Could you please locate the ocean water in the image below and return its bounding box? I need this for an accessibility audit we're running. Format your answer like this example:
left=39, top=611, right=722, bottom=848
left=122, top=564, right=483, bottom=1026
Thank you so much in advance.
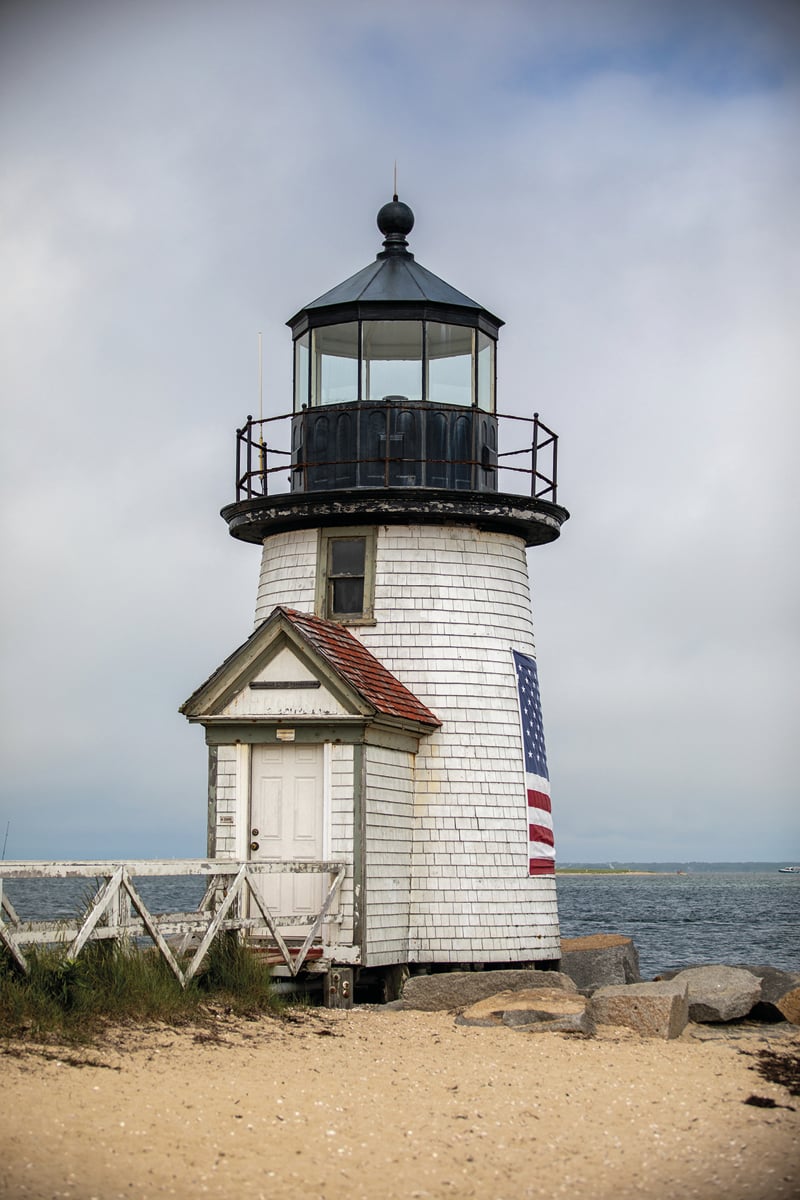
left=556, top=870, right=800, bottom=978
left=2, top=878, right=207, bottom=926
left=2, top=869, right=798, bottom=980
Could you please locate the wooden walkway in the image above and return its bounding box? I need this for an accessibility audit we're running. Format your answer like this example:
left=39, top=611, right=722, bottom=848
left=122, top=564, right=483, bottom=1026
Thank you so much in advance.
left=0, top=859, right=346, bottom=986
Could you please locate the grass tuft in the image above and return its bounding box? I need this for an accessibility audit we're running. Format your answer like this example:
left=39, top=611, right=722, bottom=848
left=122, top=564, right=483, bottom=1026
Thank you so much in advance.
left=199, top=934, right=277, bottom=1012
left=0, top=935, right=282, bottom=1042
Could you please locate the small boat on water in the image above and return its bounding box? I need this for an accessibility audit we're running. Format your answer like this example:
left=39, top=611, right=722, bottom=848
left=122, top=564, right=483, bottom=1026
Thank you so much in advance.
left=778, top=865, right=800, bottom=874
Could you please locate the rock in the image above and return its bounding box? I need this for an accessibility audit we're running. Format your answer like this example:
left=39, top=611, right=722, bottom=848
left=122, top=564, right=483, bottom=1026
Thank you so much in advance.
left=509, top=1010, right=595, bottom=1036
left=734, top=966, right=800, bottom=1021
left=457, top=988, right=594, bottom=1036
left=589, top=980, right=689, bottom=1039
left=671, top=965, right=762, bottom=1023
left=777, top=986, right=800, bottom=1025
left=400, top=969, right=576, bottom=1012
left=559, top=934, right=641, bottom=994
left=655, top=964, right=800, bottom=1022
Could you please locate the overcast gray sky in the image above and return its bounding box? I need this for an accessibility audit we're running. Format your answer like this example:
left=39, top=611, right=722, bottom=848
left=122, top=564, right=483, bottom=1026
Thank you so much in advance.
left=1, top=0, right=798, bottom=863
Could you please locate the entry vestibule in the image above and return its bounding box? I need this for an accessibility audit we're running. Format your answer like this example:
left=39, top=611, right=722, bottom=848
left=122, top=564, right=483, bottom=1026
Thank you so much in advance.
left=180, top=605, right=441, bottom=970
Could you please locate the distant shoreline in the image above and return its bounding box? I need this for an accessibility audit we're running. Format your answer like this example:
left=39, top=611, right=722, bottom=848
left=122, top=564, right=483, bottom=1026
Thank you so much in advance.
left=557, top=869, right=679, bottom=876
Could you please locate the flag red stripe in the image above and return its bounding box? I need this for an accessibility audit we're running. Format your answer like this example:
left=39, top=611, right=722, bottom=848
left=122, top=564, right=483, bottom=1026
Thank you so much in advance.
left=529, top=857, right=555, bottom=875
left=527, top=789, right=551, bottom=813
left=529, top=823, right=555, bottom=847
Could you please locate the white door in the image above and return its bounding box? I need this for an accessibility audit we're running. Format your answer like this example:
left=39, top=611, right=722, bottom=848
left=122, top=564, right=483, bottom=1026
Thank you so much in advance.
left=249, top=743, right=324, bottom=925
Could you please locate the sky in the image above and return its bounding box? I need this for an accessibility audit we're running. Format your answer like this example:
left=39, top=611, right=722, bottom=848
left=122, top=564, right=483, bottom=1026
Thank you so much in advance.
left=1, top=0, right=798, bottom=863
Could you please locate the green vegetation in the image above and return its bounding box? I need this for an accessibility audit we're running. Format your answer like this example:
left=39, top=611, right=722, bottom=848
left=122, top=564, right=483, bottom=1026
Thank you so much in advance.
left=0, top=935, right=281, bottom=1041
left=556, top=867, right=637, bottom=874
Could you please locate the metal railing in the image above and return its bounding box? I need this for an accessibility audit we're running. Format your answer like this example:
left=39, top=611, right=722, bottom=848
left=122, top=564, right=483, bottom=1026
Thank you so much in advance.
left=0, top=859, right=347, bottom=985
left=234, top=407, right=558, bottom=504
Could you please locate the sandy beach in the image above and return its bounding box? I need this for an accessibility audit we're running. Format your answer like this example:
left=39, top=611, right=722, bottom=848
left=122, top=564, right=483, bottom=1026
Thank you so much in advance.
left=1, top=1008, right=798, bottom=1200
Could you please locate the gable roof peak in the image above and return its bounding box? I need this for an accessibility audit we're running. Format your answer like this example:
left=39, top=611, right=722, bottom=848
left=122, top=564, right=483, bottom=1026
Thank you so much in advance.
left=277, top=608, right=440, bottom=728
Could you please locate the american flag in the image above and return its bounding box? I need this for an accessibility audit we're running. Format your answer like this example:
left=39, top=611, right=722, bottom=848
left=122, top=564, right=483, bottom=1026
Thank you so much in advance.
left=513, top=650, right=555, bottom=876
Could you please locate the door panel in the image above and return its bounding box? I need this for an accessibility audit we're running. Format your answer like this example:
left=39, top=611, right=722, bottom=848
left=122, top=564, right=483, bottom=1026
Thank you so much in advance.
left=260, top=780, right=283, bottom=844
left=294, top=779, right=318, bottom=842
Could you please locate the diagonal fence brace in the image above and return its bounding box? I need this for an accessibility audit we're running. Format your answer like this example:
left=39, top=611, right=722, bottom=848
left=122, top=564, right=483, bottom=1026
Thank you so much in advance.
left=242, top=867, right=297, bottom=974
left=120, top=870, right=187, bottom=988
left=289, top=866, right=347, bottom=976
left=183, top=864, right=248, bottom=984
left=67, top=867, right=125, bottom=961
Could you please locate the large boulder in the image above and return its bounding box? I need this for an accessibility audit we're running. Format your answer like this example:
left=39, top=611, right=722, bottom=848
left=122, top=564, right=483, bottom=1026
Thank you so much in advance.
left=734, top=966, right=800, bottom=1021
left=457, top=988, right=594, bottom=1036
left=589, top=980, right=689, bottom=1039
left=400, top=969, right=576, bottom=1012
left=671, top=965, right=762, bottom=1023
left=559, top=934, right=641, bottom=994
left=777, top=986, right=800, bottom=1025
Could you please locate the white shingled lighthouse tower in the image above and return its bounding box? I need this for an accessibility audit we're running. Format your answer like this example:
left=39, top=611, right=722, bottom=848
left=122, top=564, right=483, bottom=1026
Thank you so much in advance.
left=182, top=196, right=568, bottom=998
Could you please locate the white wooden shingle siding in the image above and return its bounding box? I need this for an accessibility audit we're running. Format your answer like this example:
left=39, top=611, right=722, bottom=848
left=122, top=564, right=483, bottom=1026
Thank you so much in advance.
left=213, top=744, right=239, bottom=859
left=327, top=743, right=355, bottom=948
left=255, top=533, right=318, bottom=619
left=363, top=745, right=414, bottom=966
left=255, top=523, right=560, bottom=962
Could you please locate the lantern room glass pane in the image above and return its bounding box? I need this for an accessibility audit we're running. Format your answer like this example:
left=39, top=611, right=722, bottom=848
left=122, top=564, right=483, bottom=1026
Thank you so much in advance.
left=294, top=333, right=310, bottom=411
left=362, top=321, right=422, bottom=403
left=427, top=323, right=474, bottom=407
left=312, top=323, right=359, bottom=406
left=477, top=331, right=495, bottom=412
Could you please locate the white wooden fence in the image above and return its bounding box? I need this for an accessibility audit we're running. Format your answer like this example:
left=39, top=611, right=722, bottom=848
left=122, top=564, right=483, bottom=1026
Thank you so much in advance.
left=0, top=860, right=346, bottom=986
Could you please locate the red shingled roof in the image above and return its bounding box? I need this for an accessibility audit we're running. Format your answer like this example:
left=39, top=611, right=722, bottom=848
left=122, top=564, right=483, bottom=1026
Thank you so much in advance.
left=280, top=608, right=441, bottom=728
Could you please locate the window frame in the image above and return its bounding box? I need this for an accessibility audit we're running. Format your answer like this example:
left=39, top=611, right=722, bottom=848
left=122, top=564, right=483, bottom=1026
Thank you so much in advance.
left=315, top=526, right=377, bottom=625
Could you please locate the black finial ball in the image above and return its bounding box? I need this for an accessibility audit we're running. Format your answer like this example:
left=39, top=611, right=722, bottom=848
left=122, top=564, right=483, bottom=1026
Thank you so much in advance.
left=377, top=198, right=414, bottom=238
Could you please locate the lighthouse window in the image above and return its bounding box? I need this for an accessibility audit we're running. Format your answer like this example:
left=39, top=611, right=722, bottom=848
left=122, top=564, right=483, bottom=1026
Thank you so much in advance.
left=312, top=323, right=359, bottom=406
left=427, top=323, right=474, bottom=407
left=362, top=321, right=422, bottom=403
left=316, top=527, right=377, bottom=623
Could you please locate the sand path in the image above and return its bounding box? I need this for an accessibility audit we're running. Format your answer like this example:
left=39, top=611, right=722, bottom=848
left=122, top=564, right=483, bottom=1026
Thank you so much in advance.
left=1, top=1009, right=798, bottom=1200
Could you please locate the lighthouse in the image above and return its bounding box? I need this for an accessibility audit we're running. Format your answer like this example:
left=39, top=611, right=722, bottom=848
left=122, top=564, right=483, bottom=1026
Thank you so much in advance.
left=181, top=197, right=568, bottom=996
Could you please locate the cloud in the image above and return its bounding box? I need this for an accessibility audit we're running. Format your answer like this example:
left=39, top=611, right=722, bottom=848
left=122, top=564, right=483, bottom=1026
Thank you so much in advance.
left=0, top=0, right=797, bottom=861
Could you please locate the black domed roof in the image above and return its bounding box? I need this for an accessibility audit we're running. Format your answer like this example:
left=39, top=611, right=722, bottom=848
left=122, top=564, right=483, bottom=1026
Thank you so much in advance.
left=287, top=198, right=503, bottom=334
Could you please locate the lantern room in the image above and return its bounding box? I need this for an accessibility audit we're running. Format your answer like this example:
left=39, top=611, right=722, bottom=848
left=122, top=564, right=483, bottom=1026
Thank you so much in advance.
left=224, top=196, right=562, bottom=549
left=288, top=198, right=502, bottom=494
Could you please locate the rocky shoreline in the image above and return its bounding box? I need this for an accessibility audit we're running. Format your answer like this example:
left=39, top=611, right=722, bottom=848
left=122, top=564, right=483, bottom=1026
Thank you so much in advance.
left=396, top=934, right=800, bottom=1041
